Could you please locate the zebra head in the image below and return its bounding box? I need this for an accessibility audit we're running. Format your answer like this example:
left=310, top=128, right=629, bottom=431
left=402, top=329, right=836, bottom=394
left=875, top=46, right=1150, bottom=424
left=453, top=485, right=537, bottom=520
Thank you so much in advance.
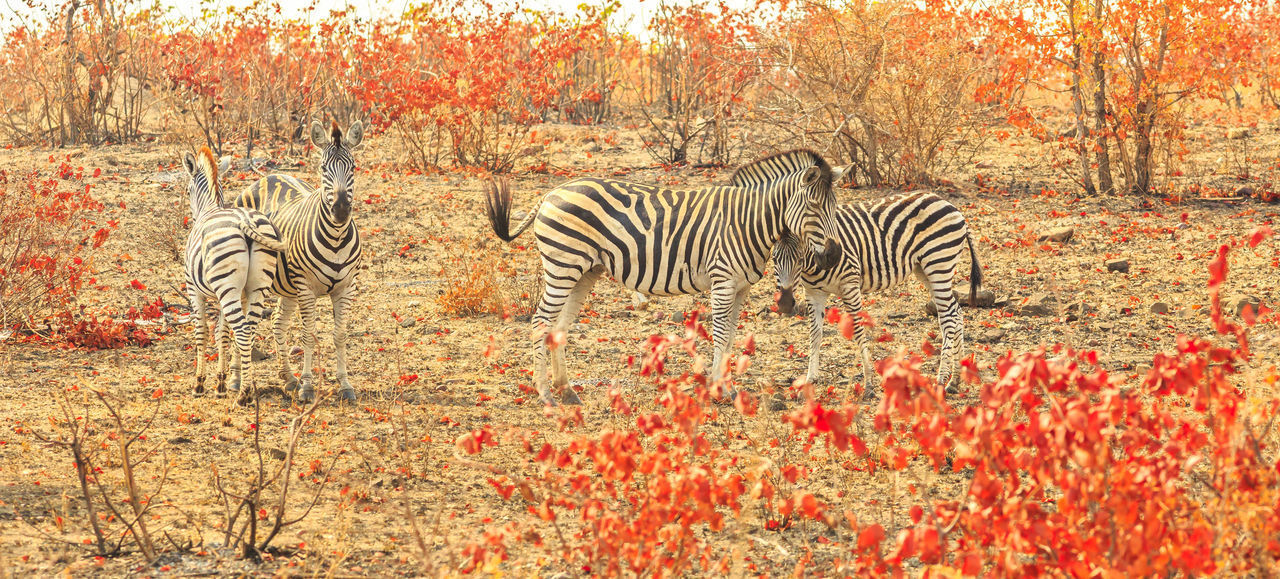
left=772, top=232, right=806, bottom=315
left=181, top=147, right=228, bottom=218
left=784, top=163, right=842, bottom=271
left=310, top=120, right=365, bottom=224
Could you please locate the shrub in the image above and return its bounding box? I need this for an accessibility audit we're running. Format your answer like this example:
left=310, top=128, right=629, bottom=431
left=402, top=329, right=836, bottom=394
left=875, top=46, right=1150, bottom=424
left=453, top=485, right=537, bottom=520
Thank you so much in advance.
left=760, top=0, right=999, bottom=186
left=0, top=165, right=111, bottom=333
left=634, top=2, right=760, bottom=165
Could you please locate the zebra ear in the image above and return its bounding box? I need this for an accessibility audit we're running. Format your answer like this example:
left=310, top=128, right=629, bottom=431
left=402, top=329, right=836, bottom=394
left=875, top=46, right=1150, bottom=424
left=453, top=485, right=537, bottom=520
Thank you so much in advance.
left=310, top=121, right=331, bottom=147
left=800, top=166, right=822, bottom=187
left=182, top=152, right=198, bottom=176
left=344, top=120, right=365, bottom=149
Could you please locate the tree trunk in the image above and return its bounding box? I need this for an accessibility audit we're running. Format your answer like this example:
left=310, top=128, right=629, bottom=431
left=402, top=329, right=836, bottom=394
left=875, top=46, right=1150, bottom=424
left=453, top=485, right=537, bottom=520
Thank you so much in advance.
left=1069, top=2, right=1095, bottom=196
left=1091, top=0, right=1114, bottom=194
left=61, top=0, right=81, bottom=146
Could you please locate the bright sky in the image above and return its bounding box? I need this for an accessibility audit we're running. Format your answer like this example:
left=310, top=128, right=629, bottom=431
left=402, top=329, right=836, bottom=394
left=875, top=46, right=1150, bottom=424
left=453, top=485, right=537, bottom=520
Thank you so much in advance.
left=0, top=0, right=748, bottom=36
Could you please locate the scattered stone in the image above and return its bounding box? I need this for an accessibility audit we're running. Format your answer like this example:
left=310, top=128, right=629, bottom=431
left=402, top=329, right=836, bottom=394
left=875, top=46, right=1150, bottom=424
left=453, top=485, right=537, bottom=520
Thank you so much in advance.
left=1150, top=302, right=1171, bottom=315
left=1229, top=295, right=1262, bottom=317
left=407, top=300, right=421, bottom=308
left=1235, top=186, right=1255, bottom=198
left=1065, top=301, right=1096, bottom=321
left=169, top=436, right=193, bottom=444
left=251, top=345, right=269, bottom=362
left=586, top=142, right=603, bottom=153
left=1227, top=127, right=1251, bottom=140
left=400, top=318, right=416, bottom=328
left=1105, top=259, right=1130, bottom=273
left=1038, top=227, right=1074, bottom=243
left=1013, top=292, right=1059, bottom=317
left=632, top=292, right=651, bottom=310
left=924, top=286, right=997, bottom=314
left=768, top=395, right=788, bottom=412
left=973, top=328, right=1006, bottom=344
left=268, top=448, right=288, bottom=461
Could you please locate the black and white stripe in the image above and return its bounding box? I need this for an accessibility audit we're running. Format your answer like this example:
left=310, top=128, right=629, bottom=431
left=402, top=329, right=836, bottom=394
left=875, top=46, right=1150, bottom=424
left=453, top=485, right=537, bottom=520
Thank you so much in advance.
left=231, top=121, right=364, bottom=403
left=183, top=148, right=285, bottom=400
left=487, top=149, right=843, bottom=404
left=773, top=191, right=982, bottom=389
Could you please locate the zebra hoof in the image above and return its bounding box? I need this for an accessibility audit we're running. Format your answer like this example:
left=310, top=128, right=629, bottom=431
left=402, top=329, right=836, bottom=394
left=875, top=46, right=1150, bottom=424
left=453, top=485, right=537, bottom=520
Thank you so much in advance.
left=559, top=388, right=582, bottom=406
left=338, top=388, right=357, bottom=404
left=296, top=387, right=316, bottom=404
left=282, top=374, right=299, bottom=393
left=944, top=383, right=960, bottom=396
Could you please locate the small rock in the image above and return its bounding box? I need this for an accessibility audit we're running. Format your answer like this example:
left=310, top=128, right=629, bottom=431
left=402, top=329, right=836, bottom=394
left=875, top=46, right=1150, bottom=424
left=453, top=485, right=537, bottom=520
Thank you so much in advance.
left=925, top=286, right=997, bottom=314
left=768, top=395, right=788, bottom=412
left=1235, top=186, right=1254, bottom=198
left=1230, top=295, right=1262, bottom=317
left=169, top=436, right=193, bottom=444
left=586, top=142, right=603, bottom=153
left=632, top=292, right=651, bottom=310
left=400, top=318, right=416, bottom=328
left=1150, top=302, right=1171, bottom=315
left=1065, top=302, right=1096, bottom=321
left=1227, top=127, right=1251, bottom=140
left=251, top=345, right=269, bottom=362
left=1105, top=259, right=1130, bottom=273
left=1038, top=227, right=1074, bottom=243
left=974, top=328, right=1006, bottom=344
left=268, top=448, right=288, bottom=461
left=1013, top=292, right=1058, bottom=317
left=407, top=300, right=421, bottom=308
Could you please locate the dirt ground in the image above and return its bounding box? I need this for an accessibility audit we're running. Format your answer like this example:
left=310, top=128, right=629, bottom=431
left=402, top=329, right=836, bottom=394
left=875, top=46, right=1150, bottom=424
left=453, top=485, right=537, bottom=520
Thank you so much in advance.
left=0, top=119, right=1278, bottom=576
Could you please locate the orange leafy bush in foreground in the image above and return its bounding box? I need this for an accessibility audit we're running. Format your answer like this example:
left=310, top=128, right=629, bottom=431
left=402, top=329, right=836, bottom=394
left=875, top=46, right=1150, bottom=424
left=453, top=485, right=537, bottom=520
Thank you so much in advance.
left=456, top=229, right=1278, bottom=576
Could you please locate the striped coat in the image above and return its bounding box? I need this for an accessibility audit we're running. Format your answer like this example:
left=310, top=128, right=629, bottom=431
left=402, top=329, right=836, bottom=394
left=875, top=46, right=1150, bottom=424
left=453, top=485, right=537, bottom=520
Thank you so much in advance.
left=230, top=121, right=364, bottom=403
left=773, top=191, right=982, bottom=390
left=182, top=148, right=285, bottom=400
left=486, top=149, right=843, bottom=404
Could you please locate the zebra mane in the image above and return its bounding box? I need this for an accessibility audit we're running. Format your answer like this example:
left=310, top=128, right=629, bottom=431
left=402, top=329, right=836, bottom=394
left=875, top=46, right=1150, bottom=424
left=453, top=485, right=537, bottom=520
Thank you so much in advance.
left=728, top=149, right=831, bottom=189
left=195, top=146, right=223, bottom=202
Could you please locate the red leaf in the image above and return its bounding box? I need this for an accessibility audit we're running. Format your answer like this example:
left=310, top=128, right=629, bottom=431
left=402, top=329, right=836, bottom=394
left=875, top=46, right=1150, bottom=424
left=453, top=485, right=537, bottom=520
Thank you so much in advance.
left=857, top=524, right=885, bottom=551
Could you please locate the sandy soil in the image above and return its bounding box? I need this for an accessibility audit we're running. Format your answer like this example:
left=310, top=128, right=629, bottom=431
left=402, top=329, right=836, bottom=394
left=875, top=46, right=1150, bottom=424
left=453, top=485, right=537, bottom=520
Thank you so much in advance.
left=0, top=120, right=1277, bottom=576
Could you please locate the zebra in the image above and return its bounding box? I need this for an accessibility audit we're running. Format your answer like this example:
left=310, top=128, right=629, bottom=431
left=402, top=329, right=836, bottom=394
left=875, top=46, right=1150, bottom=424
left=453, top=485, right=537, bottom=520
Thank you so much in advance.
left=485, top=149, right=844, bottom=405
left=772, top=191, right=983, bottom=391
left=182, top=147, right=286, bottom=400
left=229, top=120, right=364, bottom=403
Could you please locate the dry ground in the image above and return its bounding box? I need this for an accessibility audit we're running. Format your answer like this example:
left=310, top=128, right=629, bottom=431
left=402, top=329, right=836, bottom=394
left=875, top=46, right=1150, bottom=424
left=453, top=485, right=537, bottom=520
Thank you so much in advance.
left=0, top=121, right=1278, bottom=576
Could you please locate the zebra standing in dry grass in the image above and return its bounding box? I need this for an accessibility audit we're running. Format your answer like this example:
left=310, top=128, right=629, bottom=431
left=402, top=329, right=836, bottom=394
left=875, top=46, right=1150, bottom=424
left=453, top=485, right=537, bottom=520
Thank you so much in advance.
left=486, top=149, right=844, bottom=405
left=773, top=191, right=982, bottom=390
left=230, top=121, right=364, bottom=403
left=182, top=148, right=285, bottom=400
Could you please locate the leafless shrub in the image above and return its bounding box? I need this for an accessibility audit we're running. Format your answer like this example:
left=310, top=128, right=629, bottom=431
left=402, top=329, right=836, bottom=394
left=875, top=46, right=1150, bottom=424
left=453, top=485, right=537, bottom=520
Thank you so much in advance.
left=758, top=0, right=999, bottom=186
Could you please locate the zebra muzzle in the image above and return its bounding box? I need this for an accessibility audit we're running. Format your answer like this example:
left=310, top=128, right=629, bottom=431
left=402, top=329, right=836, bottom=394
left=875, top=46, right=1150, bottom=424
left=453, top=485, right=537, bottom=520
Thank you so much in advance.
left=776, top=287, right=796, bottom=316
left=814, top=238, right=842, bottom=270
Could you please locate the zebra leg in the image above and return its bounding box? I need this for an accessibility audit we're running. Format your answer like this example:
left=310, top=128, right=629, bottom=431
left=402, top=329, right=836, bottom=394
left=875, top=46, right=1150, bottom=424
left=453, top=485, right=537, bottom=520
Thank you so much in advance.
left=273, top=298, right=299, bottom=392
left=215, top=314, right=230, bottom=397
left=528, top=265, right=586, bottom=405
left=190, top=291, right=210, bottom=396
left=803, top=290, right=830, bottom=384
left=330, top=289, right=357, bottom=403
left=709, top=282, right=748, bottom=396
left=925, top=270, right=964, bottom=393
left=549, top=266, right=603, bottom=405
left=838, top=284, right=876, bottom=393
left=295, top=292, right=320, bottom=403
left=232, top=316, right=255, bottom=406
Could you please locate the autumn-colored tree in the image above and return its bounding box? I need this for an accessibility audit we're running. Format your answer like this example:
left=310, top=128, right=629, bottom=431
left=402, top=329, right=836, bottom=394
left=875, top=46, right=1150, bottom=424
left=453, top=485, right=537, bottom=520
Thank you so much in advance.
left=988, top=0, right=1251, bottom=195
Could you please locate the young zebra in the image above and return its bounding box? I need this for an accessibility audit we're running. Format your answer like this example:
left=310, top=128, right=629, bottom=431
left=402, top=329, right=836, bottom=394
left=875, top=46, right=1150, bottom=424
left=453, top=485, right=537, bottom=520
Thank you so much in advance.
left=230, top=121, right=364, bottom=403
left=486, top=149, right=843, bottom=405
left=773, top=191, right=982, bottom=390
left=182, top=148, right=286, bottom=400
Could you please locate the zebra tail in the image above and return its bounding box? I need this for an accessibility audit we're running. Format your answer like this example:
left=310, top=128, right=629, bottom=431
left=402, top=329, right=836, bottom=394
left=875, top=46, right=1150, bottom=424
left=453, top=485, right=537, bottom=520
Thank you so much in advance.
left=486, top=177, right=538, bottom=242
left=238, top=220, right=288, bottom=254
left=967, top=234, right=983, bottom=307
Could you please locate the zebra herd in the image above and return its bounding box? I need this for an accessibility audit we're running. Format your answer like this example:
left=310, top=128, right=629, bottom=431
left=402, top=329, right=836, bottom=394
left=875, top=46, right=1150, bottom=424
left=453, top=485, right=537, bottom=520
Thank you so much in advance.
left=487, top=149, right=982, bottom=405
left=182, top=121, right=364, bottom=404
left=179, top=124, right=980, bottom=407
